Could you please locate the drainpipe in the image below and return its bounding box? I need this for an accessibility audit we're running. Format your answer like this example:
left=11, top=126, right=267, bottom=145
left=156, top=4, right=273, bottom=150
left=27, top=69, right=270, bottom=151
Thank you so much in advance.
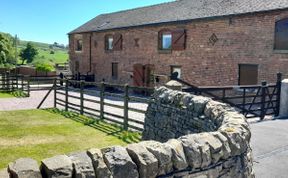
left=87, top=33, right=92, bottom=75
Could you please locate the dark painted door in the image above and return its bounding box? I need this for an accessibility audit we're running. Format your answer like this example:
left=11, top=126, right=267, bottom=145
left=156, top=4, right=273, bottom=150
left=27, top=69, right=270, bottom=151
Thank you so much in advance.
left=239, top=64, right=258, bottom=85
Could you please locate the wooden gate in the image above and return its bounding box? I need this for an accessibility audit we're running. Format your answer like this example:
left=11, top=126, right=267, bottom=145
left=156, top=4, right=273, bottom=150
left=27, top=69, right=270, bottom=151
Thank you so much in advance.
left=172, top=73, right=282, bottom=120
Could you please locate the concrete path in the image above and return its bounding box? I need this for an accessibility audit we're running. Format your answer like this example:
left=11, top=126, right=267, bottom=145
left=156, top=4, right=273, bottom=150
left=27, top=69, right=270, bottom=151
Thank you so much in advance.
left=251, top=119, right=288, bottom=178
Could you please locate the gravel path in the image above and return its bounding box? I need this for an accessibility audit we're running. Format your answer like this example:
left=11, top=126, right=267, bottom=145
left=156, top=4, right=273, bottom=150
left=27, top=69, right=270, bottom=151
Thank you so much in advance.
left=0, top=90, right=54, bottom=111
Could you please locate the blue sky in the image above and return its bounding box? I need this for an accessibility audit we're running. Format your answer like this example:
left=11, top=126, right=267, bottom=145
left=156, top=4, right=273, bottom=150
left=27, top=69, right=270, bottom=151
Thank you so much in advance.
left=0, top=0, right=173, bottom=45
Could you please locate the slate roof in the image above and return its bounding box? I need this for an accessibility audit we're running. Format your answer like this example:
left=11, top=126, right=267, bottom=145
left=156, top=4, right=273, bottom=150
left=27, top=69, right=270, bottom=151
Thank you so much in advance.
left=69, top=0, right=288, bottom=34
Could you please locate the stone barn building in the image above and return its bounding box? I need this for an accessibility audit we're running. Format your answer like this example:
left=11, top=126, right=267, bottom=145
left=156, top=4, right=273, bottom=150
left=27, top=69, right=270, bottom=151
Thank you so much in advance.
left=68, top=0, right=288, bottom=87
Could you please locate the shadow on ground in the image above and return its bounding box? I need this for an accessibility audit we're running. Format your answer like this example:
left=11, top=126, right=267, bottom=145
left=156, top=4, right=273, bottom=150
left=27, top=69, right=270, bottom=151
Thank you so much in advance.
left=45, top=108, right=141, bottom=144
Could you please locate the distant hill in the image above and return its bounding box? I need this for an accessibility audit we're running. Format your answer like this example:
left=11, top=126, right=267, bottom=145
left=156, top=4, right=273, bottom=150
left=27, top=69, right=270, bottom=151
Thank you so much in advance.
left=18, top=40, right=67, bottom=51
left=0, top=32, right=69, bottom=65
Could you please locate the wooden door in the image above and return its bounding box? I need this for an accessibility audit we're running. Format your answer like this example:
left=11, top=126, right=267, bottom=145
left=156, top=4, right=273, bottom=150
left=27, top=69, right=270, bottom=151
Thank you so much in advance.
left=239, top=64, right=258, bottom=85
left=133, top=64, right=144, bottom=87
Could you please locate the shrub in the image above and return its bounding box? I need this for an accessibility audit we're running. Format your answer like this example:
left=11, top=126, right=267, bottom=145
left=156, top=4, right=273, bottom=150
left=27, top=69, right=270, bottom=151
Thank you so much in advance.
left=35, top=62, right=55, bottom=72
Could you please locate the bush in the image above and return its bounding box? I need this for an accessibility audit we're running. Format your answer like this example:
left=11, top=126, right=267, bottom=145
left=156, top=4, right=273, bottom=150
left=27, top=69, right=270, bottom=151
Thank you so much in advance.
left=35, top=62, right=55, bottom=72
left=50, top=51, right=55, bottom=54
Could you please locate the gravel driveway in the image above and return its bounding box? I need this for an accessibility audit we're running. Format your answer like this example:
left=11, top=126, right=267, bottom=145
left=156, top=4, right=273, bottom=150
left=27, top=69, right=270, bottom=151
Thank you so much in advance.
left=0, top=90, right=54, bottom=111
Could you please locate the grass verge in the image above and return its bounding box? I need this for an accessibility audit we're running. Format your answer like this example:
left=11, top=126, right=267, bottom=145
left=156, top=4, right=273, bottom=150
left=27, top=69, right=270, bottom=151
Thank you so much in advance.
left=0, top=109, right=140, bottom=169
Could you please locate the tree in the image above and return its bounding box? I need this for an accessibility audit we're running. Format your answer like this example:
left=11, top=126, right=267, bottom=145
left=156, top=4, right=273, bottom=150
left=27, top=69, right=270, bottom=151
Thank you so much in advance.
left=19, top=42, right=38, bottom=64
left=0, top=32, right=16, bottom=67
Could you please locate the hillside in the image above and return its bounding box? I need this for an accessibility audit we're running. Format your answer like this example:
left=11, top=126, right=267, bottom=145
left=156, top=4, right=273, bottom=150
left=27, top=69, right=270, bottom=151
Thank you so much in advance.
left=17, top=40, right=69, bottom=64
left=0, top=32, right=69, bottom=65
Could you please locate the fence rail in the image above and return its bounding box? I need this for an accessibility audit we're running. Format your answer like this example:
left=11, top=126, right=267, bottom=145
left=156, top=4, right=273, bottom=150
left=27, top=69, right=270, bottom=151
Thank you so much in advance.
left=175, top=73, right=282, bottom=120
left=50, top=79, right=154, bottom=131
left=0, top=73, right=30, bottom=96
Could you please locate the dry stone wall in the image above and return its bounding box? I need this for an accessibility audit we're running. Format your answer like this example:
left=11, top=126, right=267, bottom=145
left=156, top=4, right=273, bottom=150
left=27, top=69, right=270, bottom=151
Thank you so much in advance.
left=4, top=87, right=254, bottom=178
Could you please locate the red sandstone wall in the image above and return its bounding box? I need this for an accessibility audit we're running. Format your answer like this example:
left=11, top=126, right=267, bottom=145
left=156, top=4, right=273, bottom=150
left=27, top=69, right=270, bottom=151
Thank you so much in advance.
left=69, top=10, right=288, bottom=86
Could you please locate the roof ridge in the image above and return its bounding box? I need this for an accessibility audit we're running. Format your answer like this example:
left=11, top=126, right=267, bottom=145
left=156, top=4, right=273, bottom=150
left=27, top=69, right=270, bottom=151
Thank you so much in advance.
left=100, top=0, right=178, bottom=16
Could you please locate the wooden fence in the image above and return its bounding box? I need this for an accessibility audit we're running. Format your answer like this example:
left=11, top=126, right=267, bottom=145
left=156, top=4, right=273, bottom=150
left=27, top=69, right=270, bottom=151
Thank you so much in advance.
left=0, top=73, right=30, bottom=96
left=175, top=73, right=282, bottom=120
left=49, top=79, right=154, bottom=131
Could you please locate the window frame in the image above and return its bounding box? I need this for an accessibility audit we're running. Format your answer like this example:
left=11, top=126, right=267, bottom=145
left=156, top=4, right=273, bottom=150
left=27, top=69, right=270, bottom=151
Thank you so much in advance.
left=158, top=29, right=172, bottom=51
left=274, top=18, right=288, bottom=53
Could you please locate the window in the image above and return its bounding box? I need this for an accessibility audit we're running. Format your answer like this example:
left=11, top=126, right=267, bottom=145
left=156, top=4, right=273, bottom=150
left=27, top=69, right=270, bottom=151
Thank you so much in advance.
left=162, top=33, right=172, bottom=50
left=239, top=64, right=258, bottom=85
left=105, top=36, right=113, bottom=50
left=171, top=66, right=182, bottom=79
left=105, top=33, right=123, bottom=51
left=75, top=39, right=83, bottom=51
left=112, top=63, right=118, bottom=79
left=275, top=18, right=288, bottom=50
left=159, top=29, right=186, bottom=51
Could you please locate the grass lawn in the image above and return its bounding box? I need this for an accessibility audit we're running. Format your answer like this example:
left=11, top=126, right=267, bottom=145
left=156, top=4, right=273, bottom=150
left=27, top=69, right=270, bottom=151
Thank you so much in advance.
left=0, top=109, right=140, bottom=169
left=0, top=92, right=14, bottom=98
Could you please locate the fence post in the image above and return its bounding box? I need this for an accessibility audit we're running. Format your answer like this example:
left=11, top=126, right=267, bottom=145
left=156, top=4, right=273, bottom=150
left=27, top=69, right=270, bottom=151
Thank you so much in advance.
left=260, top=81, right=267, bottom=120
left=80, top=80, right=84, bottom=115
left=53, top=78, right=57, bottom=108
left=2, top=73, right=6, bottom=90
left=100, top=82, right=105, bottom=120
left=65, top=79, right=68, bottom=111
left=275, top=73, right=282, bottom=117
left=123, top=84, right=129, bottom=130
left=20, top=75, right=24, bottom=91
left=16, top=75, right=19, bottom=90
left=27, top=76, right=30, bottom=97
left=6, top=72, right=10, bottom=91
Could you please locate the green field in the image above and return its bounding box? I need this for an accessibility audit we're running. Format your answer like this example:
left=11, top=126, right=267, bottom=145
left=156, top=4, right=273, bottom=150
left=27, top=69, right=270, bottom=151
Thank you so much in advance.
left=17, top=40, right=68, bottom=65
left=0, top=109, right=140, bottom=168
left=34, top=48, right=68, bottom=64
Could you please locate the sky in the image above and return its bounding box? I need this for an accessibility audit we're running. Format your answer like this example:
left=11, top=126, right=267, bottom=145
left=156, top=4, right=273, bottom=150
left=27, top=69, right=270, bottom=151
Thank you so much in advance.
left=0, top=0, right=174, bottom=45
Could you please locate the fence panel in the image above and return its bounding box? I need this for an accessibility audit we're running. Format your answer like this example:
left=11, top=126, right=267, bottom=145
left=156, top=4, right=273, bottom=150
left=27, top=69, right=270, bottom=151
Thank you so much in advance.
left=52, top=79, right=153, bottom=131
left=176, top=73, right=282, bottom=120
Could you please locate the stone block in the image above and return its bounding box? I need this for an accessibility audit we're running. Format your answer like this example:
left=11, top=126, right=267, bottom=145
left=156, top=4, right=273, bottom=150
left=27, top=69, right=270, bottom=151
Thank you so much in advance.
left=40, top=155, right=73, bottom=178
left=140, top=141, right=173, bottom=175
left=8, top=158, right=41, bottom=178
left=179, top=134, right=202, bottom=169
left=87, top=148, right=112, bottom=178
left=68, top=151, right=95, bottom=178
left=166, top=139, right=188, bottom=170
left=126, top=143, right=158, bottom=178
left=102, top=146, right=139, bottom=178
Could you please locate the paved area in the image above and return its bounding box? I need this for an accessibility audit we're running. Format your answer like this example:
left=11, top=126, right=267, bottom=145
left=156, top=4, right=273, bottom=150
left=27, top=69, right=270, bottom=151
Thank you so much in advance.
left=251, top=119, right=288, bottom=178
